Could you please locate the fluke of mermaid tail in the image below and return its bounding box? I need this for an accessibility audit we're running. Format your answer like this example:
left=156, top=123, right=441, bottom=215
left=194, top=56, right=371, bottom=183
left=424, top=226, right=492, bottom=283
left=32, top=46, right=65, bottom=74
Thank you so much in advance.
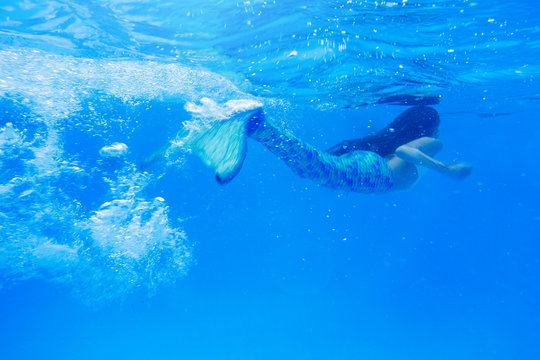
left=142, top=107, right=264, bottom=184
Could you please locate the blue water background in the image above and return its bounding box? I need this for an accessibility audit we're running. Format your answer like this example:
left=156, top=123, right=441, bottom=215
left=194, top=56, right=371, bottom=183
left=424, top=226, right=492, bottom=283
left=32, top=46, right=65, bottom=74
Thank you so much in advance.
left=0, top=0, right=539, bottom=359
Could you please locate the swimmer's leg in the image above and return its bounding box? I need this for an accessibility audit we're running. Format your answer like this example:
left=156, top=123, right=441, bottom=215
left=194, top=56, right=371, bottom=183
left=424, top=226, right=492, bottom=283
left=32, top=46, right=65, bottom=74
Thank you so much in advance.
left=395, top=137, right=472, bottom=179
left=386, top=137, right=443, bottom=190
left=386, top=155, right=419, bottom=190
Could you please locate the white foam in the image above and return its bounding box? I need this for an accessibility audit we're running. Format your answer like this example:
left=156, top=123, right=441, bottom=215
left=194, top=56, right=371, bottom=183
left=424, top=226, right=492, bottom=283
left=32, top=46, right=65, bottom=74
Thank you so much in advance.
left=99, top=142, right=128, bottom=157
left=184, top=97, right=263, bottom=122
left=0, top=48, right=255, bottom=121
left=0, top=129, right=193, bottom=302
left=79, top=169, right=192, bottom=301
left=0, top=47, right=257, bottom=302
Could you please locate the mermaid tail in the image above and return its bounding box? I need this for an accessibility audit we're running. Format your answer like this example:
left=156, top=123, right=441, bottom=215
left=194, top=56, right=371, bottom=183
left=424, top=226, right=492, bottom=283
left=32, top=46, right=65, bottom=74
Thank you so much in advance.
left=144, top=106, right=394, bottom=193
left=248, top=119, right=395, bottom=193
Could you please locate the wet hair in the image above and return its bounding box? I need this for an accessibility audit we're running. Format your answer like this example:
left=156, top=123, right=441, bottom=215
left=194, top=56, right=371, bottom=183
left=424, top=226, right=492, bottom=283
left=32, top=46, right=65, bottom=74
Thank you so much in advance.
left=327, top=106, right=440, bottom=158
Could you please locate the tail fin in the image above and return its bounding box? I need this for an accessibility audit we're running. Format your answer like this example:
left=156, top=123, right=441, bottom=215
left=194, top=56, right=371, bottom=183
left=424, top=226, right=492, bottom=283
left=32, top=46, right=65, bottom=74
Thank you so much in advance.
left=191, top=108, right=266, bottom=183
left=188, top=112, right=252, bottom=184
left=142, top=108, right=261, bottom=183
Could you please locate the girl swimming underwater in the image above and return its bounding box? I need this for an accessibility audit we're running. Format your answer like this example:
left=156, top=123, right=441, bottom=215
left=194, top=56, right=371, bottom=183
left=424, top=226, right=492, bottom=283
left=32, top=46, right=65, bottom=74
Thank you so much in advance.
left=326, top=105, right=472, bottom=190
left=144, top=104, right=472, bottom=193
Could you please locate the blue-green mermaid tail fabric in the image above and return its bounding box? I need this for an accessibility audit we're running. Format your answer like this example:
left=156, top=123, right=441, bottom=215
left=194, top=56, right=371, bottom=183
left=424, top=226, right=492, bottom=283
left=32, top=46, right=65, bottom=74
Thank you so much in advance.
left=146, top=107, right=394, bottom=193
left=141, top=109, right=256, bottom=184
left=185, top=114, right=250, bottom=184
left=247, top=111, right=394, bottom=193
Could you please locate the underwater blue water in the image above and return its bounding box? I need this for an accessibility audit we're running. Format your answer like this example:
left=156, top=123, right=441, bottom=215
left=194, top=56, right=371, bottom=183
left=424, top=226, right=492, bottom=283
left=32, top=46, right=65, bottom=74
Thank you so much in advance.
left=0, top=0, right=539, bottom=359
